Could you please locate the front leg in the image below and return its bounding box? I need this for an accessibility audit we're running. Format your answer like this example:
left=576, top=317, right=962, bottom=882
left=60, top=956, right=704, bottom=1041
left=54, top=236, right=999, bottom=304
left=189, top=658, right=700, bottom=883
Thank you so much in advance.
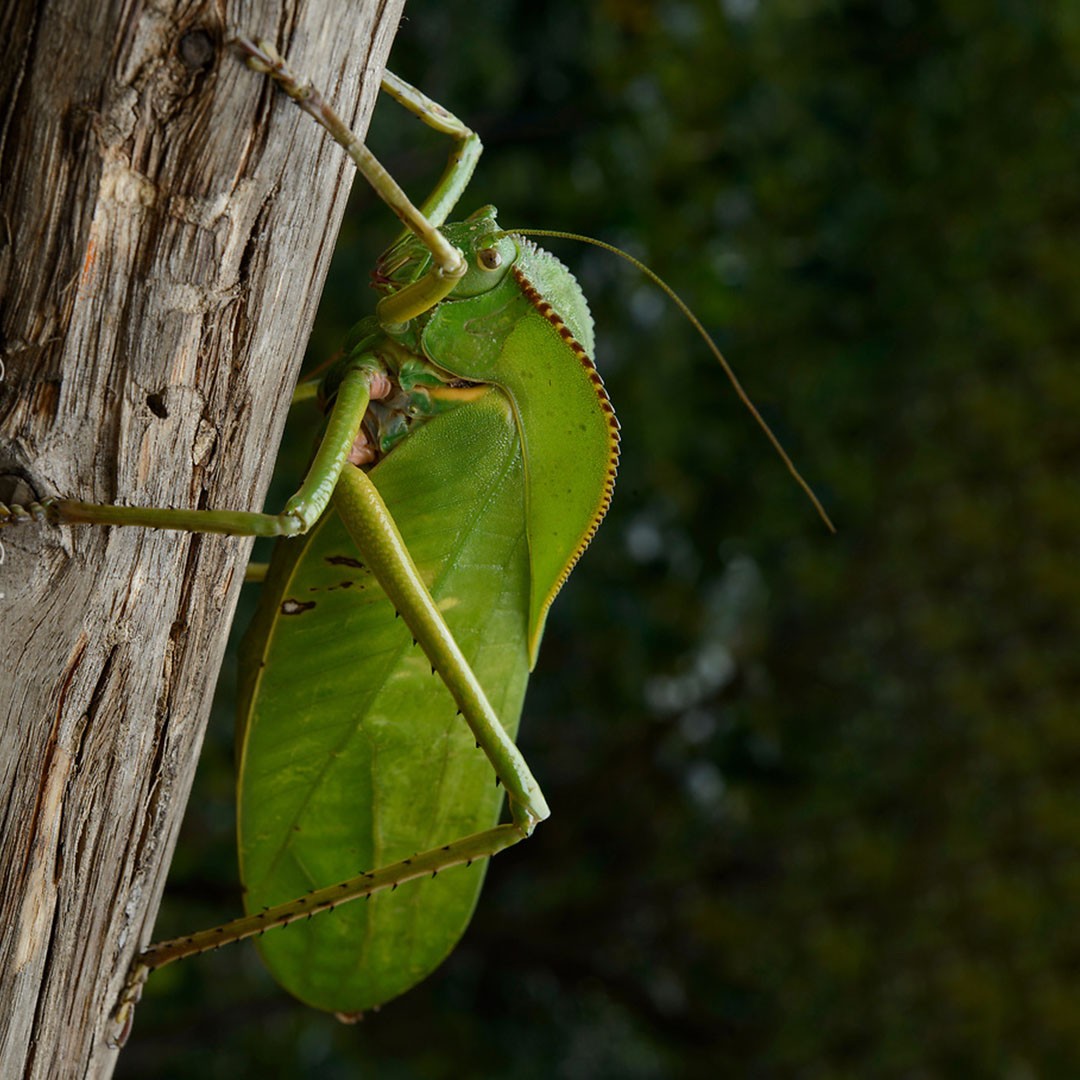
left=236, top=36, right=469, bottom=324
left=0, top=362, right=382, bottom=538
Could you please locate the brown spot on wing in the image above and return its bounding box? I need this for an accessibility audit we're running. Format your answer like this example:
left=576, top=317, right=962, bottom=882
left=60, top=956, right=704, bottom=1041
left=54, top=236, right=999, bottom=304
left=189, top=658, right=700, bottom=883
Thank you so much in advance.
left=326, top=555, right=364, bottom=569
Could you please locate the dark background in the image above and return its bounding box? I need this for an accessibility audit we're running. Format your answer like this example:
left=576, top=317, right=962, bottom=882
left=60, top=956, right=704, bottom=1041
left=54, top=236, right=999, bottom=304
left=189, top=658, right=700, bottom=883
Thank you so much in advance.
left=118, top=1, right=1080, bottom=1075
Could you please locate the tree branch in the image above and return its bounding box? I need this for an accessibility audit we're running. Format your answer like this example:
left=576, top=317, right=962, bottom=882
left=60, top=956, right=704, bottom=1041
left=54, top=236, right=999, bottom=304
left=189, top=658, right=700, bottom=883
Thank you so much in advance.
left=0, top=2, right=405, bottom=1074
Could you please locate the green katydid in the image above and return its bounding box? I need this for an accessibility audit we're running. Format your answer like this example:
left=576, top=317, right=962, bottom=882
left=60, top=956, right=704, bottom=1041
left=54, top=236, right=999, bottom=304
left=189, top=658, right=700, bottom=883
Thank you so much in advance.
left=1, top=37, right=830, bottom=1024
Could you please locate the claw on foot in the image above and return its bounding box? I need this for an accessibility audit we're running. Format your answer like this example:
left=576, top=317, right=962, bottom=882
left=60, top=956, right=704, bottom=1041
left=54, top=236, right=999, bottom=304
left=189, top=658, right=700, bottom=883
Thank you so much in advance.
left=234, top=34, right=316, bottom=108
left=109, top=961, right=150, bottom=1049
left=0, top=500, right=55, bottom=528
left=234, top=33, right=281, bottom=75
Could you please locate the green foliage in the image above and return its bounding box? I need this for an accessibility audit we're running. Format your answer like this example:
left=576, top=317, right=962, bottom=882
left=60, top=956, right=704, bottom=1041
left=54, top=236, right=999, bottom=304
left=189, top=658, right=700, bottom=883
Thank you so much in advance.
left=119, top=1, right=1080, bottom=1075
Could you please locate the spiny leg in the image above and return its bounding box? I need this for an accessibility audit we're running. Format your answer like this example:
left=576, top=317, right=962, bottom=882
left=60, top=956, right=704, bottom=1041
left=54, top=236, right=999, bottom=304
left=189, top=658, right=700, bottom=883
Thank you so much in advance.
left=332, top=463, right=549, bottom=828
left=114, top=820, right=530, bottom=1034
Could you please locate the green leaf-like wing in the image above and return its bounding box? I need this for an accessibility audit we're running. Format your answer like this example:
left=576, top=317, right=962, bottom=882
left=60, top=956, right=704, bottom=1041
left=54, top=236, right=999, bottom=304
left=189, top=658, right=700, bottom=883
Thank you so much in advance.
left=236, top=390, right=529, bottom=1014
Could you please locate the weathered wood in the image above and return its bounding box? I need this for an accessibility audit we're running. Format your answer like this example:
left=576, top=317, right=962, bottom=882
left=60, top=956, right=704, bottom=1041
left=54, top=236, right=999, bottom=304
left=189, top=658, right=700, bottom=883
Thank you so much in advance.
left=0, top=1, right=405, bottom=1074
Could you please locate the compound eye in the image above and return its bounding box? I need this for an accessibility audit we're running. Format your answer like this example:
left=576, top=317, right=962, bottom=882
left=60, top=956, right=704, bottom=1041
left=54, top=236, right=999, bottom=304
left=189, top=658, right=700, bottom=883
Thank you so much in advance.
left=477, top=247, right=503, bottom=271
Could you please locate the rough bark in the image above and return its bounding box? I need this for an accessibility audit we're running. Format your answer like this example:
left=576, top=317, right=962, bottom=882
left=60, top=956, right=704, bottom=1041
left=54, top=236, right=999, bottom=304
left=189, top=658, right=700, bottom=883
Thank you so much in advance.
left=0, top=1, right=405, bottom=1074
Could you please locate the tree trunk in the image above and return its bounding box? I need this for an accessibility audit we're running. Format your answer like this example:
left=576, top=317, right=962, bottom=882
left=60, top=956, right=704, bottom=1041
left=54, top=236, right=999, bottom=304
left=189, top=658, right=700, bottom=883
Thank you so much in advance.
left=0, top=1, right=405, bottom=1074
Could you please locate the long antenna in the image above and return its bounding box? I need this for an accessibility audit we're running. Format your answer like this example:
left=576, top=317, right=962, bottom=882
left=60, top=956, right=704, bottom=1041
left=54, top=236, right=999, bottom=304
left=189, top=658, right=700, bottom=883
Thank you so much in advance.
left=501, top=228, right=835, bottom=533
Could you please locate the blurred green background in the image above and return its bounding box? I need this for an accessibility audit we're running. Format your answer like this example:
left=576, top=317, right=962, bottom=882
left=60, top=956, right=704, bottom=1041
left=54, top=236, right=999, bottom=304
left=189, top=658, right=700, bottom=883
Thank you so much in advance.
left=118, top=1, right=1080, bottom=1075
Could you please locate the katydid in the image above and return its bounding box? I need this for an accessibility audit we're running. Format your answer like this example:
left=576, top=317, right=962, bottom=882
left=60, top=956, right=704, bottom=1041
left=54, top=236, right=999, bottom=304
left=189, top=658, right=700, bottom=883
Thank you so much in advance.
left=0, top=36, right=830, bottom=1025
